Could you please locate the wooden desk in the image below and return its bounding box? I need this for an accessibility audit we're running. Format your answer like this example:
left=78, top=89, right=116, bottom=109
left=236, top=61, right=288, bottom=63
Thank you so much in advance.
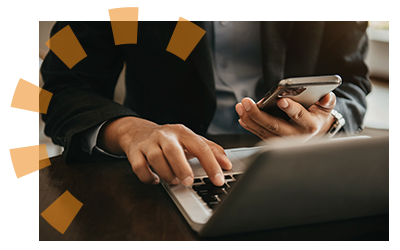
left=39, top=134, right=389, bottom=240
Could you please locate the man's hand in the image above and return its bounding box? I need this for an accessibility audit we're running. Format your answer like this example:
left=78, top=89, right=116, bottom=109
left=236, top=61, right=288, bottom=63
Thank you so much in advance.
left=97, top=117, right=232, bottom=186
left=235, top=92, right=336, bottom=140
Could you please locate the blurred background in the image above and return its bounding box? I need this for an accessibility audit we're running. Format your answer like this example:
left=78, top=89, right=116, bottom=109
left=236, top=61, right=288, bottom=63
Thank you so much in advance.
left=39, top=21, right=389, bottom=157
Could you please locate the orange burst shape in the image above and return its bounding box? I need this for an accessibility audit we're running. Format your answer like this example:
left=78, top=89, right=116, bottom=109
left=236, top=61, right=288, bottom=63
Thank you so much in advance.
left=45, top=25, right=87, bottom=69
left=11, top=79, right=52, bottom=114
left=178, top=16, right=190, bottom=22
left=10, top=144, right=51, bottom=178
left=41, top=191, right=83, bottom=234
left=166, top=17, right=206, bottom=61
left=109, top=7, right=139, bottom=45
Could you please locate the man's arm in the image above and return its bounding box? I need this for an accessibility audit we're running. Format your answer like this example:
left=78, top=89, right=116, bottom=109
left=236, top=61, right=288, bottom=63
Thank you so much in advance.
left=41, top=21, right=231, bottom=186
left=316, top=21, right=371, bottom=135
left=41, top=21, right=135, bottom=162
left=97, top=116, right=232, bottom=186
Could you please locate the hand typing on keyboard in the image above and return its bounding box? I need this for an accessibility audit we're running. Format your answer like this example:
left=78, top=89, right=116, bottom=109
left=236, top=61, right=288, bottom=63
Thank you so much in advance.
left=97, top=117, right=232, bottom=186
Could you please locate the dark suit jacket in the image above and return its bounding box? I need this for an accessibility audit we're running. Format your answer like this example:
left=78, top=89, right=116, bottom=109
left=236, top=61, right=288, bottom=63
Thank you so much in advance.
left=41, top=21, right=371, bottom=163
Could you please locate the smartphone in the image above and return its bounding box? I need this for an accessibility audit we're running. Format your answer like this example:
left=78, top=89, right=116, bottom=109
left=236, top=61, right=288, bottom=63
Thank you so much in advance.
left=257, top=75, right=342, bottom=120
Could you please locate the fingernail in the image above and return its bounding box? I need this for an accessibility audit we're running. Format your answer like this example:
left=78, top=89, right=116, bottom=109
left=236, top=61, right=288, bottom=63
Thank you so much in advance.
left=236, top=104, right=244, bottom=116
left=182, top=176, right=193, bottom=186
left=213, top=173, right=225, bottom=186
left=242, top=99, right=251, bottom=111
left=225, top=159, right=233, bottom=170
left=329, top=92, right=335, bottom=105
left=238, top=119, right=247, bottom=127
left=170, top=177, right=180, bottom=185
left=151, top=173, right=160, bottom=185
left=279, top=98, right=289, bottom=109
left=222, top=154, right=232, bottom=169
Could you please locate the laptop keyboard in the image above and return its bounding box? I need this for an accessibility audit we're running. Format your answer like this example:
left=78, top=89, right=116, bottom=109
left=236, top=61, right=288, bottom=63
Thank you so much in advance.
left=191, top=174, right=242, bottom=210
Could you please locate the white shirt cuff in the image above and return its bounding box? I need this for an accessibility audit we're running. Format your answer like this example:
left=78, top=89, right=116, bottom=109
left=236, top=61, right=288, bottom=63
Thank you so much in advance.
left=82, top=120, right=126, bottom=159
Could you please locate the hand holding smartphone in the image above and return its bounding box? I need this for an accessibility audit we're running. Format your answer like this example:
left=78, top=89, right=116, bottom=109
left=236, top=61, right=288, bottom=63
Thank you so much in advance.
left=257, top=75, right=342, bottom=120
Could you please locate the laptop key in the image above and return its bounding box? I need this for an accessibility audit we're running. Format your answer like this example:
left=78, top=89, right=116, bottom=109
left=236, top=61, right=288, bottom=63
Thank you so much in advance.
left=193, top=178, right=202, bottom=184
left=196, top=187, right=225, bottom=196
left=224, top=175, right=233, bottom=180
left=207, top=202, right=219, bottom=209
left=192, top=184, right=214, bottom=191
left=193, top=184, right=223, bottom=191
left=201, top=195, right=218, bottom=203
left=203, top=177, right=231, bottom=186
left=202, top=178, right=212, bottom=184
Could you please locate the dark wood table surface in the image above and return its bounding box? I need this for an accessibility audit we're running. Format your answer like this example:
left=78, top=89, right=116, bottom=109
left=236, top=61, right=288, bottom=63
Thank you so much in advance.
left=39, top=132, right=389, bottom=241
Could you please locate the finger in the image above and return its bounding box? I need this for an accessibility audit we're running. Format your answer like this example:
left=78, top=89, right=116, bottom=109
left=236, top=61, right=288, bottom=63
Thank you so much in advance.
left=178, top=130, right=225, bottom=186
left=201, top=137, right=232, bottom=171
left=158, top=135, right=194, bottom=186
left=143, top=145, right=180, bottom=185
left=311, top=92, right=336, bottom=114
left=236, top=102, right=279, bottom=139
left=238, top=118, right=263, bottom=136
left=277, top=98, right=315, bottom=129
left=183, top=149, right=195, bottom=160
left=128, top=150, right=160, bottom=185
left=239, top=99, right=293, bottom=136
left=238, top=114, right=278, bottom=140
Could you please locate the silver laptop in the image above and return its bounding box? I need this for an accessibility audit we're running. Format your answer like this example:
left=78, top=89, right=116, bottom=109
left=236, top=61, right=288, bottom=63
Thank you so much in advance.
left=160, top=136, right=389, bottom=237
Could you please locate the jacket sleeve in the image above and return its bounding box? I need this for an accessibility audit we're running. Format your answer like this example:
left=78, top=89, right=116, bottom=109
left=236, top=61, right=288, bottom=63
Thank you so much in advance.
left=315, top=21, right=371, bottom=135
left=41, top=21, right=137, bottom=163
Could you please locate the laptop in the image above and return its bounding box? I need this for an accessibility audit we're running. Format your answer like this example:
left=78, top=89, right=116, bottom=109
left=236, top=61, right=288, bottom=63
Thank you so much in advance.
left=160, top=135, right=389, bottom=237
